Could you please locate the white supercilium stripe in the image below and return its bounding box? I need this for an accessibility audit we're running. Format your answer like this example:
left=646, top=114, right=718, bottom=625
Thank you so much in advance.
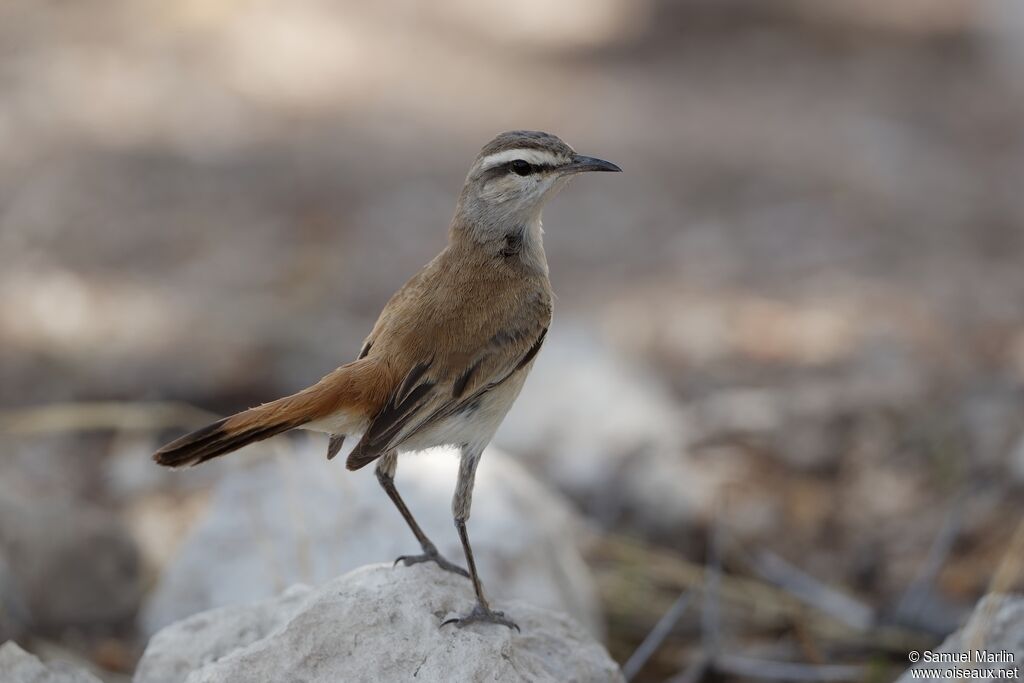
left=479, top=148, right=563, bottom=170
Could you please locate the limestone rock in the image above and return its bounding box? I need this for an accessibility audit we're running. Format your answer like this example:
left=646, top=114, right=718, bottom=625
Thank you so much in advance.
left=496, top=326, right=721, bottom=535
left=897, top=593, right=1024, bottom=682
left=142, top=444, right=601, bottom=637
left=136, top=563, right=623, bottom=683
left=0, top=642, right=102, bottom=683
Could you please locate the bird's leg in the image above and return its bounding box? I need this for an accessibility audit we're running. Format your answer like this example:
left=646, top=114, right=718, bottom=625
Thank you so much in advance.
left=441, top=447, right=519, bottom=631
left=375, top=450, right=469, bottom=578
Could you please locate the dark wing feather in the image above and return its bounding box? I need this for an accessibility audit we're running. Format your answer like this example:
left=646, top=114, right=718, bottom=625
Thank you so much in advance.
left=326, top=434, right=346, bottom=460
left=345, top=325, right=547, bottom=470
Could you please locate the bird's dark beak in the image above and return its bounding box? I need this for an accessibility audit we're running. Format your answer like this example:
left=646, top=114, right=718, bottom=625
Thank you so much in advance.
left=564, top=155, right=622, bottom=174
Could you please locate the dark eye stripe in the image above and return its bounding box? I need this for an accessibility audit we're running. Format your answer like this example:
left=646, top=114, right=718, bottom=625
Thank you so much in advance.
left=479, top=160, right=557, bottom=183
left=506, top=160, right=556, bottom=176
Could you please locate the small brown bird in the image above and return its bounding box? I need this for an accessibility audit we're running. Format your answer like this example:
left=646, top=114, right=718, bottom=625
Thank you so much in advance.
left=154, top=130, right=620, bottom=629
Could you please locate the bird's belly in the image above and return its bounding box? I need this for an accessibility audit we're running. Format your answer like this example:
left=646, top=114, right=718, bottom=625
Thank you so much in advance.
left=401, top=371, right=528, bottom=454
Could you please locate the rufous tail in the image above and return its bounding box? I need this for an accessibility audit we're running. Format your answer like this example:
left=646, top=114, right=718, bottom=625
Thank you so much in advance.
left=153, top=358, right=386, bottom=468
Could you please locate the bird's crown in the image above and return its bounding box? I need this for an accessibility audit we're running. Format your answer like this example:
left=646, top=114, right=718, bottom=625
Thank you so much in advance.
left=473, top=130, right=576, bottom=170
left=467, top=130, right=619, bottom=182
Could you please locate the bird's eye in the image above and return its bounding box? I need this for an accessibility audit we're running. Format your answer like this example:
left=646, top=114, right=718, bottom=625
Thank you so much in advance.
left=509, top=160, right=532, bottom=176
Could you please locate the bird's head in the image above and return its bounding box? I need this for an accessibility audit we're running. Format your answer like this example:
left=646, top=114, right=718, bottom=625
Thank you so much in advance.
left=457, top=130, right=620, bottom=229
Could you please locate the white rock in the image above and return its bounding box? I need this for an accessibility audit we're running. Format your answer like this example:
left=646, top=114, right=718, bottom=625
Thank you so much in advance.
left=142, top=444, right=601, bottom=638
left=496, top=326, right=725, bottom=532
left=498, top=326, right=682, bottom=490
left=897, top=593, right=1024, bottom=682
left=136, top=563, right=623, bottom=683
left=0, top=642, right=102, bottom=683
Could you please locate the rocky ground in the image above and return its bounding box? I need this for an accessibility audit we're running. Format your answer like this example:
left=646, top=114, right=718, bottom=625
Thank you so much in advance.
left=136, top=564, right=623, bottom=683
left=2, top=0, right=1024, bottom=681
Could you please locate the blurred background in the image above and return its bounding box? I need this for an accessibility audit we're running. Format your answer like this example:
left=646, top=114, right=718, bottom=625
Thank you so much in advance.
left=2, top=0, right=1024, bottom=680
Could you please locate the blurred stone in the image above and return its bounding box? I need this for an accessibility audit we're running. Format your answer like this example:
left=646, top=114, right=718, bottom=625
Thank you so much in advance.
left=958, top=382, right=1024, bottom=469
left=496, top=326, right=727, bottom=535
left=123, top=492, right=212, bottom=581
left=135, top=563, right=623, bottom=683
left=0, top=482, right=141, bottom=635
left=141, top=444, right=601, bottom=638
left=897, top=593, right=1024, bottom=682
left=498, top=326, right=682, bottom=488
left=104, top=432, right=221, bottom=500
left=104, top=434, right=221, bottom=572
left=0, top=642, right=102, bottom=683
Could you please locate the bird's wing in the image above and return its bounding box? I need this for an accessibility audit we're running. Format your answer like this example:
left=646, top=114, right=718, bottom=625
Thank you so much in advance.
left=345, top=316, right=548, bottom=471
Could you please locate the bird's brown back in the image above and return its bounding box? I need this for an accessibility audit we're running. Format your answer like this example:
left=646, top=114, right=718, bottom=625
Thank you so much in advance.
left=342, top=240, right=552, bottom=467
left=365, top=242, right=552, bottom=376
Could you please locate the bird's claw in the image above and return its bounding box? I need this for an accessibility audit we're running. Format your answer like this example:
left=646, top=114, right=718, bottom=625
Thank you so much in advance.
left=441, top=603, right=520, bottom=632
left=394, top=550, right=470, bottom=578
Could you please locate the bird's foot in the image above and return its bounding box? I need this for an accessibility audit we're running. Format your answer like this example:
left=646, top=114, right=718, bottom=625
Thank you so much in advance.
left=394, top=548, right=470, bottom=578
left=441, top=603, right=520, bottom=632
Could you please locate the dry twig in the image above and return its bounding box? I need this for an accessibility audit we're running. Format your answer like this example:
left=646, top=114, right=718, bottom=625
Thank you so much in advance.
left=750, top=549, right=873, bottom=631
left=714, top=653, right=866, bottom=681
left=0, top=401, right=217, bottom=435
left=622, top=590, right=694, bottom=681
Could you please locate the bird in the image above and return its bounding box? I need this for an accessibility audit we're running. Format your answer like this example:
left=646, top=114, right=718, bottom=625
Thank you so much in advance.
left=153, top=130, right=621, bottom=630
